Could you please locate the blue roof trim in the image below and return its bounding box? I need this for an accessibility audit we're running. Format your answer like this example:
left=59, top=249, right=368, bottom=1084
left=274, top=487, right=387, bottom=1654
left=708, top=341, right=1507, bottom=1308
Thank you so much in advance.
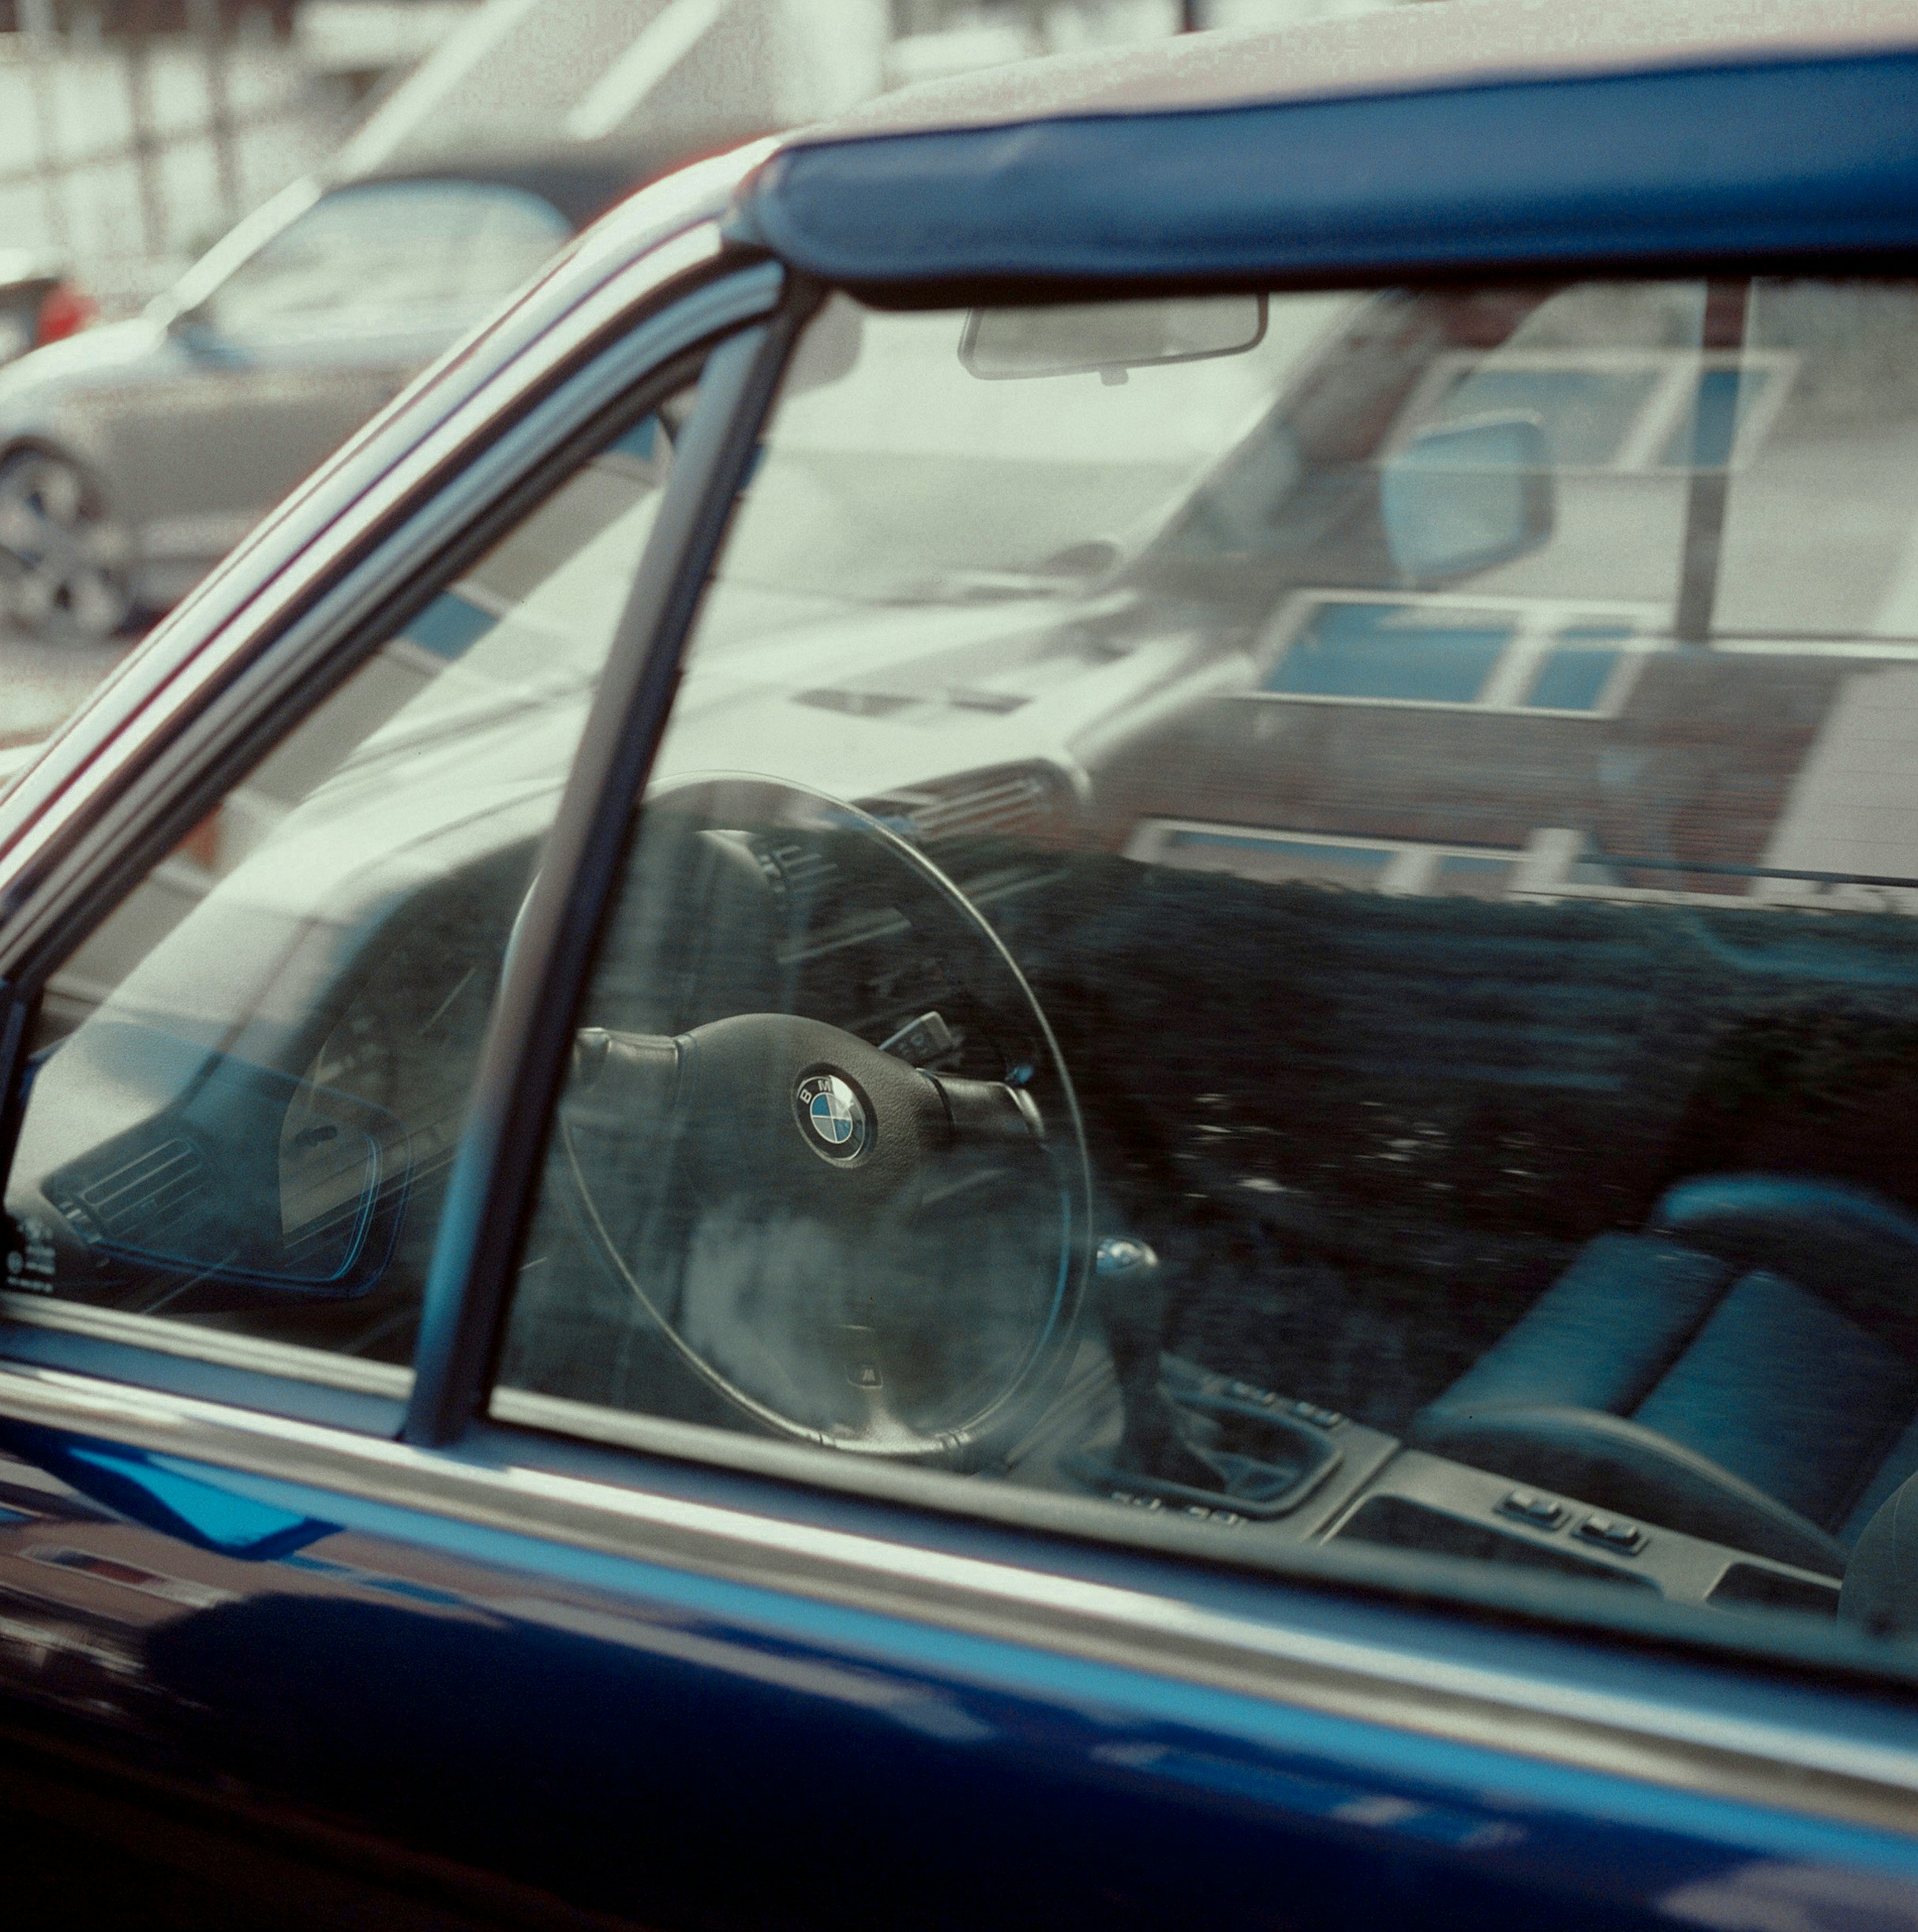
left=728, top=50, right=1918, bottom=290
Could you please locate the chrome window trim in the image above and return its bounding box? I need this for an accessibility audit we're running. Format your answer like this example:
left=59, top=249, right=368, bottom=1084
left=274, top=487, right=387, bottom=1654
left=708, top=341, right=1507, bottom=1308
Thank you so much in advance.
left=0, top=242, right=781, bottom=987
left=0, top=1291, right=412, bottom=1400
left=2, top=1360, right=1916, bottom=1836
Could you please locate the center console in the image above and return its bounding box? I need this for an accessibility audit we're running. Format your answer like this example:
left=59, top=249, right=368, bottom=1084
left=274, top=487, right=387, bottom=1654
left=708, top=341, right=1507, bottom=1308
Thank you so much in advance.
left=1020, top=1238, right=1842, bottom=1618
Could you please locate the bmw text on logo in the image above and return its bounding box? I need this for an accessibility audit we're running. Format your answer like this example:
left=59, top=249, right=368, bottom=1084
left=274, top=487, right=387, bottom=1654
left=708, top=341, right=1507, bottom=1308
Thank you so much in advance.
left=793, top=1073, right=869, bottom=1162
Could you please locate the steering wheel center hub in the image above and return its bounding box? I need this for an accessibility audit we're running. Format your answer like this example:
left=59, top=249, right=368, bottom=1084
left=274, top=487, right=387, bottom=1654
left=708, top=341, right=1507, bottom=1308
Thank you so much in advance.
left=794, top=1070, right=871, bottom=1163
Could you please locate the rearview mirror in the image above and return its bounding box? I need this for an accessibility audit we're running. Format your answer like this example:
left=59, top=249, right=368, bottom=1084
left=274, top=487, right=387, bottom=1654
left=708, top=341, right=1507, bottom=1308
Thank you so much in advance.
left=1380, top=411, right=1554, bottom=586
left=10, top=1020, right=410, bottom=1301
left=961, top=294, right=1267, bottom=382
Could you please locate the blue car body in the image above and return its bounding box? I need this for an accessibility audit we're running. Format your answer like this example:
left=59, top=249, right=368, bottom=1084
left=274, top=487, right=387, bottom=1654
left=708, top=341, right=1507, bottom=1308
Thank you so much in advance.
left=1, top=4, right=1916, bottom=1926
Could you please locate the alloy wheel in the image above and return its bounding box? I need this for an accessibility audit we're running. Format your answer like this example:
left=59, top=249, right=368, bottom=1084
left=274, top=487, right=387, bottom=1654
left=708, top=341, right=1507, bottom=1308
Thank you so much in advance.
left=0, top=449, right=133, bottom=643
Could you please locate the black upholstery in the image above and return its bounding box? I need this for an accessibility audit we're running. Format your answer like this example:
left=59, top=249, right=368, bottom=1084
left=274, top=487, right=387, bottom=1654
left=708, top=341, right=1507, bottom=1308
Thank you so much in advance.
left=1841, top=1473, right=1918, bottom=1633
left=1410, top=1176, right=1918, bottom=1576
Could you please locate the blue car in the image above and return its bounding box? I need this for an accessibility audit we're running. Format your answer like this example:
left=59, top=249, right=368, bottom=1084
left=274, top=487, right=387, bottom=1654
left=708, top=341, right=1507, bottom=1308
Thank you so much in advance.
left=2, top=2, right=1918, bottom=1924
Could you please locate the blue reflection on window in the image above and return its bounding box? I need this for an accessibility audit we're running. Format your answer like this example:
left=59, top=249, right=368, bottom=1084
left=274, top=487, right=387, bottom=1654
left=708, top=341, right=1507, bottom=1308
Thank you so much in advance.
left=1525, top=623, right=1631, bottom=710
left=1266, top=601, right=1514, bottom=703
left=612, top=414, right=660, bottom=462
left=405, top=591, right=498, bottom=661
left=1658, top=368, right=1770, bottom=469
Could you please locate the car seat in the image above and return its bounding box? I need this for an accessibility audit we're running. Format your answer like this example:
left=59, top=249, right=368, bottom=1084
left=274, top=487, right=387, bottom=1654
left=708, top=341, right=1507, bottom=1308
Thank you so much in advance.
left=1410, top=1175, right=1918, bottom=1576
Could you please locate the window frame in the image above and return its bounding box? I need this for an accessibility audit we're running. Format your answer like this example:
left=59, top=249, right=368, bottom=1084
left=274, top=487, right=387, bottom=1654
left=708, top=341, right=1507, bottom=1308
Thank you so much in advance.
left=0, top=253, right=786, bottom=1433
left=414, top=262, right=1918, bottom=1715
left=10, top=243, right=1918, bottom=1746
left=402, top=303, right=815, bottom=1445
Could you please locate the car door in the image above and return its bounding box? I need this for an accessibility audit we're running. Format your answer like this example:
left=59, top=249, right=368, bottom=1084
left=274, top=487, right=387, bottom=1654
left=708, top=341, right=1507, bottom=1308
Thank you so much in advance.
left=1, top=232, right=1917, bottom=1932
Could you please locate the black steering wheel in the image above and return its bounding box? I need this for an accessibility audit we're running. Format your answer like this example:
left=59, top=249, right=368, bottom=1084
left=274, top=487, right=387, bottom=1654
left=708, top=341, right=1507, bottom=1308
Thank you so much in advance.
left=552, top=777, right=1093, bottom=1464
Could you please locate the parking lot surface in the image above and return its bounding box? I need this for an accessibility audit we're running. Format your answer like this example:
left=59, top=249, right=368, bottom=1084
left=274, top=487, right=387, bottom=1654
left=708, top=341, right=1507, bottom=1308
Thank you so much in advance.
left=0, top=619, right=130, bottom=755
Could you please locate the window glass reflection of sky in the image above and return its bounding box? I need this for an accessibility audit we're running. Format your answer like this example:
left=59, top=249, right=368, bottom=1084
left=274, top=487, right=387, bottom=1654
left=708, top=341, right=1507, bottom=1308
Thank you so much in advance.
left=1265, top=600, right=1636, bottom=711
left=1525, top=623, right=1629, bottom=710
left=1658, top=367, right=1772, bottom=469
left=1264, top=603, right=1514, bottom=702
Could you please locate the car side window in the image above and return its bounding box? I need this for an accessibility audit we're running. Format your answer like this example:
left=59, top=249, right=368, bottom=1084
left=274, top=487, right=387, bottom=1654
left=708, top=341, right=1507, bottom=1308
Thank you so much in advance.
left=203, top=182, right=571, bottom=342
left=497, top=280, right=1918, bottom=1647
left=0, top=377, right=700, bottom=1389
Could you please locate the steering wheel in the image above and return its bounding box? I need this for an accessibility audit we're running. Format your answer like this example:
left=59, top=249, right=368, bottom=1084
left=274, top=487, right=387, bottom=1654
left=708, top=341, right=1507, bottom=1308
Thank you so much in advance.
left=551, top=776, right=1093, bottom=1464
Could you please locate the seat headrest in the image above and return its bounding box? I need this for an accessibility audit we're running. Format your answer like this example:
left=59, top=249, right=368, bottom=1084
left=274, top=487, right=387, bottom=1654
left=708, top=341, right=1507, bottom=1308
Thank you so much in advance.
left=1650, top=1175, right=1918, bottom=1346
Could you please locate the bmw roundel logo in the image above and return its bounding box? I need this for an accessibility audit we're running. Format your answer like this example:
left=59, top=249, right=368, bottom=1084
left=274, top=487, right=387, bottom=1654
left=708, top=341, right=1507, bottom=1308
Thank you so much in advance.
left=794, top=1072, right=869, bottom=1163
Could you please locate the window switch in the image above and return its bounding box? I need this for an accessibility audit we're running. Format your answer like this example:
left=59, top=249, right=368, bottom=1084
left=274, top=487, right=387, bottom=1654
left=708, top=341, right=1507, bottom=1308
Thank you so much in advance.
left=1576, top=1512, right=1645, bottom=1555
left=1499, top=1488, right=1567, bottom=1530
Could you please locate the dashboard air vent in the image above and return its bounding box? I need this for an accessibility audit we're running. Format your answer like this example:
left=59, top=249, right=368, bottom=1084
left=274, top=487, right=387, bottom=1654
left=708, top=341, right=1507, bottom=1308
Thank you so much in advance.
left=54, top=1135, right=207, bottom=1248
left=859, top=765, right=1071, bottom=848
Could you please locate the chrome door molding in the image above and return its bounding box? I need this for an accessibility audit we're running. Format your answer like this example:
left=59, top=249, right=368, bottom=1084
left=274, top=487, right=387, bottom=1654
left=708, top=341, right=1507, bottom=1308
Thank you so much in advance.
left=0, top=242, right=781, bottom=987
left=2, top=1359, right=1915, bottom=1839
left=0, top=1290, right=412, bottom=1401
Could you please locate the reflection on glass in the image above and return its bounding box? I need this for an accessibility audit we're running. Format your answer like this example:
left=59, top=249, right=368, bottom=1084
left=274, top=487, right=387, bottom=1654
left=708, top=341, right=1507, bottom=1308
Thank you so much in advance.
left=496, top=281, right=1918, bottom=1649
left=4, top=386, right=695, bottom=1378
left=1265, top=603, right=1516, bottom=702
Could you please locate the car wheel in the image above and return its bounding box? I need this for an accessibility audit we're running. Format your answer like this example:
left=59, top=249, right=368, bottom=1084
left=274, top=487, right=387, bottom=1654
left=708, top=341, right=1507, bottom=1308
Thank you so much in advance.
left=0, top=448, right=133, bottom=644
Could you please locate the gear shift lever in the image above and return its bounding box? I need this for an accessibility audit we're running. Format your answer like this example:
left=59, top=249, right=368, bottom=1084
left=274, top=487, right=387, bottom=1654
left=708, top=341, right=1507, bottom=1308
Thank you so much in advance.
left=1092, top=1234, right=1221, bottom=1492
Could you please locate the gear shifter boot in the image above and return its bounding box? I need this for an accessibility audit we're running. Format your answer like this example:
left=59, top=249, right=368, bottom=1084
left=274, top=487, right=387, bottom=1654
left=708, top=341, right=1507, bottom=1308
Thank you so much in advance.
left=1089, top=1235, right=1223, bottom=1491
left=1068, top=1234, right=1343, bottom=1518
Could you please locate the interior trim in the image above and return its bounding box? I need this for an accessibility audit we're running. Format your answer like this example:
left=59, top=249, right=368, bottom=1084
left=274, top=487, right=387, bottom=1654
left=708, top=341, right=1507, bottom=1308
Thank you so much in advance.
left=4, top=1361, right=1917, bottom=1837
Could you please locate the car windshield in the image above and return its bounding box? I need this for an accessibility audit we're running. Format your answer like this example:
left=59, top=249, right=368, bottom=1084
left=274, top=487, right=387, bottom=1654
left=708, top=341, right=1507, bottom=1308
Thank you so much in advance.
left=696, top=294, right=1358, bottom=642
left=499, top=275, right=1918, bottom=1642
left=198, top=180, right=571, bottom=340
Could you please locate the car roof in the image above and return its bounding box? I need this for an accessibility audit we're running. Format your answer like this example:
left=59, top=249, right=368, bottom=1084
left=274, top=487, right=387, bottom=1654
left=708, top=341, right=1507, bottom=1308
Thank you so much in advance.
left=803, top=0, right=1918, bottom=135
left=723, top=0, right=1918, bottom=298
left=338, top=130, right=773, bottom=233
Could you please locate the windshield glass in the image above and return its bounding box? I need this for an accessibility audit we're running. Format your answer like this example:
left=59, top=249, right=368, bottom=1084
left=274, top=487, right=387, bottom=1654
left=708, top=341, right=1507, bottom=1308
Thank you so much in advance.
left=699, top=294, right=1356, bottom=644
left=504, top=275, right=1918, bottom=1654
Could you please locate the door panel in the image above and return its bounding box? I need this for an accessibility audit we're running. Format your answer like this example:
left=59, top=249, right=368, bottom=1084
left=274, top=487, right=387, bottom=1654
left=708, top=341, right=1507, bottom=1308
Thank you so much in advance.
left=0, top=1390, right=1914, bottom=1930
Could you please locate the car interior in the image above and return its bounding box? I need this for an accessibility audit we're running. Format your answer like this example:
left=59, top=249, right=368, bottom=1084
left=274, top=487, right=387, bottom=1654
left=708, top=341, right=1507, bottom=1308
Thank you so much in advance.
left=10, top=274, right=1918, bottom=1642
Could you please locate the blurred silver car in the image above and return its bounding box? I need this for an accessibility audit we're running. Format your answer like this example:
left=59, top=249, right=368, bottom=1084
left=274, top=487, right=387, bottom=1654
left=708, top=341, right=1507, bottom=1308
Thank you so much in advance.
left=0, top=154, right=665, bottom=643
left=0, top=0, right=862, bottom=647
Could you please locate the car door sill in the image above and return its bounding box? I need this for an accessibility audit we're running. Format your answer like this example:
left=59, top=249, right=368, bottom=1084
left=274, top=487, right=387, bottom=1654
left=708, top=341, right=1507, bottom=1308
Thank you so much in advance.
left=0, top=1359, right=1913, bottom=1834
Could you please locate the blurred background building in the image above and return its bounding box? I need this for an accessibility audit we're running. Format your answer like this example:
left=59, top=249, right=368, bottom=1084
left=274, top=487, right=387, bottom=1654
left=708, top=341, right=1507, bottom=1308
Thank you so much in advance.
left=1, top=0, right=1395, bottom=316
